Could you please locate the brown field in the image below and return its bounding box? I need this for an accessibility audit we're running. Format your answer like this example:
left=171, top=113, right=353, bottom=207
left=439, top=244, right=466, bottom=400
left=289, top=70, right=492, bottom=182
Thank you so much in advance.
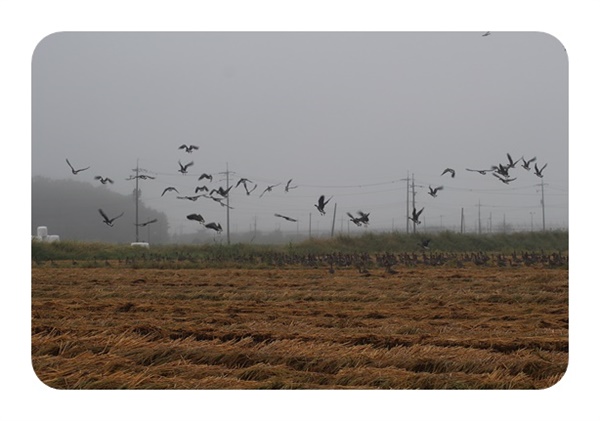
left=32, top=264, right=568, bottom=389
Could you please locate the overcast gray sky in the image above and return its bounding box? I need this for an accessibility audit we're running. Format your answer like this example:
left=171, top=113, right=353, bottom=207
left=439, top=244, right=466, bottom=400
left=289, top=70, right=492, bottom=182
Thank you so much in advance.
left=32, top=32, right=568, bottom=236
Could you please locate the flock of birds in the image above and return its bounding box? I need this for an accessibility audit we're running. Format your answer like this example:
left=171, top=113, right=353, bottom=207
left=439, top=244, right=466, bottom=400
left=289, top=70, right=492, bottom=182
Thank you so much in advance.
left=65, top=145, right=548, bottom=237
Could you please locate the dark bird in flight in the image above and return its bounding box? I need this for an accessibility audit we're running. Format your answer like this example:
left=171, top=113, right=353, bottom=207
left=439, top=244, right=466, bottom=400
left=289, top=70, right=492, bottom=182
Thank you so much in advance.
left=205, top=222, right=223, bottom=233
left=534, top=163, right=548, bottom=178
left=260, top=183, right=281, bottom=198
left=285, top=179, right=298, bottom=192
left=419, top=238, right=431, bottom=249
left=466, top=168, right=493, bottom=175
left=482, top=31, right=491, bottom=37
left=441, top=168, right=456, bottom=178
left=235, top=178, right=253, bottom=188
left=161, top=187, right=179, bottom=196
left=176, top=195, right=203, bottom=201
left=356, top=211, right=370, bottom=226
left=179, top=144, right=199, bottom=153
left=243, top=184, right=257, bottom=196
left=506, top=153, right=520, bottom=169
left=315, top=195, right=333, bottom=215
left=491, top=163, right=510, bottom=178
left=274, top=213, right=298, bottom=222
left=428, top=185, right=444, bottom=197
left=94, top=176, right=114, bottom=184
left=198, top=173, right=213, bottom=182
left=186, top=213, right=205, bottom=224
left=178, top=160, right=194, bottom=174
left=98, top=208, right=124, bottom=227
left=66, top=158, right=90, bottom=175
left=521, top=156, right=537, bottom=171
left=127, top=174, right=155, bottom=180
left=135, top=218, right=158, bottom=227
left=195, top=186, right=209, bottom=193
left=347, top=212, right=368, bottom=226
left=493, top=173, right=517, bottom=184
left=408, top=207, right=424, bottom=225
left=210, top=186, right=233, bottom=198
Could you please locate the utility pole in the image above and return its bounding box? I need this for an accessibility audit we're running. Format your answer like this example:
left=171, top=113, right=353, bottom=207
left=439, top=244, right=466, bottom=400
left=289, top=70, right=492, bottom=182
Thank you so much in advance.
left=135, top=159, right=139, bottom=242
left=400, top=172, right=410, bottom=233
left=330, top=203, right=337, bottom=238
left=218, top=163, right=234, bottom=245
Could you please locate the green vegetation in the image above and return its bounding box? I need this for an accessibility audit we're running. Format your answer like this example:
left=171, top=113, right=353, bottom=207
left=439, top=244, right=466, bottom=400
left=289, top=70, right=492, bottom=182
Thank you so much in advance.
left=32, top=230, right=568, bottom=262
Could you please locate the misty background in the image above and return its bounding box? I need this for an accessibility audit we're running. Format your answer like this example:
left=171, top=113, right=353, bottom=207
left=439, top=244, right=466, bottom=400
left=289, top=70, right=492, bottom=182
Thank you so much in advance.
left=31, top=32, right=568, bottom=243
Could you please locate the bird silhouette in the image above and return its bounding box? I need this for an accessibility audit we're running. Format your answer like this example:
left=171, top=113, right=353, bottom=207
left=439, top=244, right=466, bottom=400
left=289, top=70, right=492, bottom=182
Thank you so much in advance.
left=315, top=195, right=333, bottom=215
left=66, top=159, right=90, bottom=174
left=243, top=184, right=257, bottom=196
left=186, top=213, right=205, bottom=224
left=198, top=173, right=213, bottom=182
left=493, top=173, right=517, bottom=184
left=274, top=213, right=298, bottom=222
left=161, top=187, right=179, bottom=196
left=98, top=209, right=124, bottom=227
left=176, top=195, right=203, bottom=201
left=178, top=160, right=194, bottom=174
left=260, top=183, right=281, bottom=198
left=135, top=218, right=158, bottom=227
left=408, top=207, right=424, bottom=225
left=347, top=212, right=363, bottom=226
left=179, top=144, right=199, bottom=153
left=235, top=178, right=253, bottom=188
left=441, top=168, right=456, bottom=178
left=428, top=185, right=443, bottom=197
left=285, top=179, right=298, bottom=192
left=205, top=222, right=223, bottom=233
left=419, top=239, right=431, bottom=249
left=127, top=174, right=155, bottom=180
left=534, top=163, right=548, bottom=178
left=521, top=156, right=537, bottom=171
left=356, top=211, right=370, bottom=225
left=506, top=153, right=520, bottom=169
left=195, top=186, right=209, bottom=193
left=482, top=31, right=491, bottom=36
left=94, top=176, right=113, bottom=184
left=210, top=186, right=233, bottom=198
left=466, top=168, right=493, bottom=175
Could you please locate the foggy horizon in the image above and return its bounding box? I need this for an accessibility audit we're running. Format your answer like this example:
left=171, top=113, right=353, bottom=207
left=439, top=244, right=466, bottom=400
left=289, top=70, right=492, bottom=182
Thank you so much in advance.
left=32, top=32, right=568, bottom=241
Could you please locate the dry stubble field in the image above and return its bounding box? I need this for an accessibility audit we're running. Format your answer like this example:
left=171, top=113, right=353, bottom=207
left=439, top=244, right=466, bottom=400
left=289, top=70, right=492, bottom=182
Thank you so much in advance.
left=32, top=264, right=568, bottom=389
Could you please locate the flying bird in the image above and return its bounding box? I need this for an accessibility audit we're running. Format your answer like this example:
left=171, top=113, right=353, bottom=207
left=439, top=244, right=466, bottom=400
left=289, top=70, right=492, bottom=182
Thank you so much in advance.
left=176, top=195, right=203, bottom=201
left=260, top=183, right=281, bottom=198
left=186, top=213, right=205, bottom=224
left=506, top=153, right=520, bottom=169
left=491, top=163, right=510, bottom=178
left=66, top=159, right=90, bottom=175
left=408, top=207, right=424, bottom=225
left=161, top=187, right=179, bottom=196
left=179, top=144, right=199, bottom=153
left=356, top=211, right=370, bottom=226
left=347, top=212, right=363, bottom=226
left=198, top=173, right=213, bottom=182
left=419, top=239, right=431, bottom=249
left=521, top=156, right=537, bottom=171
left=441, top=168, right=455, bottom=178
left=243, top=184, right=257, bottom=196
left=428, top=185, right=444, bottom=197
left=493, top=173, right=517, bottom=184
left=204, top=222, right=223, bottom=233
left=285, top=179, right=298, bottom=192
left=235, top=178, right=253, bottom=188
left=315, top=195, right=333, bottom=215
left=274, top=213, right=298, bottom=222
left=127, top=174, right=155, bottom=180
left=195, top=186, right=209, bottom=193
left=135, top=218, right=158, bottom=227
left=210, top=186, right=233, bottom=198
left=466, top=168, right=493, bottom=175
left=534, top=163, right=548, bottom=178
left=94, top=176, right=114, bottom=185
left=98, top=208, right=124, bottom=227
left=482, top=31, right=491, bottom=37
left=178, top=160, right=194, bottom=174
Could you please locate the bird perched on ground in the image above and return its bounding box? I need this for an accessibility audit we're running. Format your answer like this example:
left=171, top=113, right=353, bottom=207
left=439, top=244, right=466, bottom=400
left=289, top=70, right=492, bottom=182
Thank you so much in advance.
left=285, top=179, right=298, bottom=192
left=179, top=144, right=199, bottom=153
left=94, top=176, right=114, bottom=184
left=161, top=187, right=179, bottom=196
left=534, top=163, right=548, bottom=178
left=178, top=161, right=194, bottom=174
left=408, top=207, right=424, bottom=225
left=260, top=183, right=281, bottom=198
left=198, top=173, right=213, bottom=182
left=492, top=173, right=517, bottom=184
left=441, top=168, right=456, bottom=178
left=419, top=239, right=431, bottom=249
left=186, top=213, right=205, bottom=224
left=135, top=218, right=158, bottom=227
left=428, top=185, right=443, bottom=197
left=98, top=209, right=124, bottom=227
left=66, top=158, right=90, bottom=175
left=466, top=168, right=493, bottom=175
left=315, top=195, right=333, bottom=215
left=205, top=222, right=223, bottom=233
left=521, top=156, right=537, bottom=171
left=274, top=213, right=298, bottom=222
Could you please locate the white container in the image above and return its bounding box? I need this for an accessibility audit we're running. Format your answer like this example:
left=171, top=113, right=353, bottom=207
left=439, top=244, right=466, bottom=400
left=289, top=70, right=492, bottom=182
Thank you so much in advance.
left=46, top=235, right=60, bottom=243
left=37, top=226, right=48, bottom=238
left=131, top=242, right=150, bottom=248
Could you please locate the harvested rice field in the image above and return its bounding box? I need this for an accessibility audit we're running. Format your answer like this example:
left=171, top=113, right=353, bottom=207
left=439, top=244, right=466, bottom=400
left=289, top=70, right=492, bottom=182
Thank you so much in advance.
left=31, top=265, right=568, bottom=389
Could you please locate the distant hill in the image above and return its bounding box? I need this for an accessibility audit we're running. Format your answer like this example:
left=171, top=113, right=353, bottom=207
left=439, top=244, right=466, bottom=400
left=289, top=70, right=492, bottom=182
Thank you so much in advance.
left=32, top=176, right=169, bottom=243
